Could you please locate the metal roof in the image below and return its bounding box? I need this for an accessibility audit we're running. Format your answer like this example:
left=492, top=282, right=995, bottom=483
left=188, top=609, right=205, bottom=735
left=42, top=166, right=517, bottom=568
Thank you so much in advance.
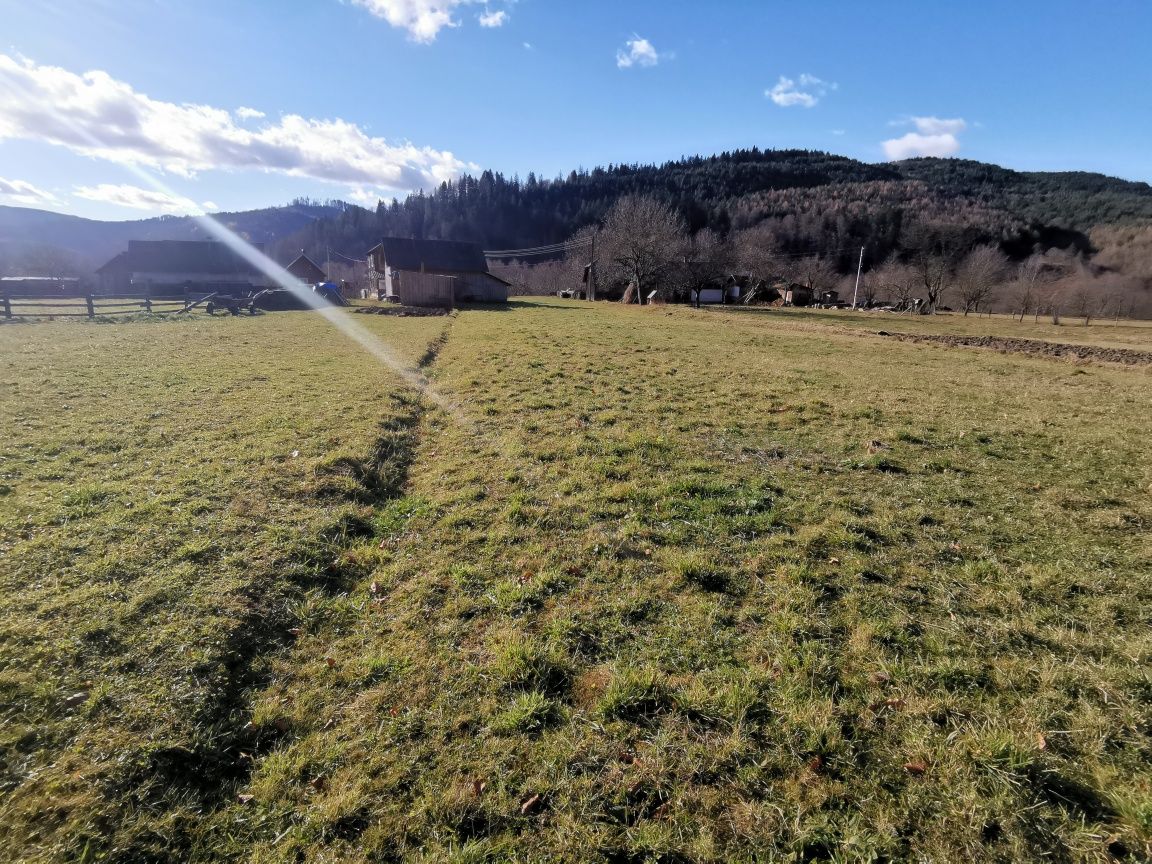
left=367, top=237, right=488, bottom=273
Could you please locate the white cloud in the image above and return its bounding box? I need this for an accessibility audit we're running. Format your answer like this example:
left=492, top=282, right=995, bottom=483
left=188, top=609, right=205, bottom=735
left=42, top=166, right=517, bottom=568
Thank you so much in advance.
left=74, top=183, right=204, bottom=214
left=911, top=116, right=966, bottom=136
left=882, top=116, right=968, bottom=159
left=348, top=186, right=387, bottom=205
left=477, top=8, right=506, bottom=27
left=523, top=41, right=533, bottom=50
left=350, top=0, right=511, bottom=42
left=0, top=54, right=476, bottom=195
left=202, top=200, right=219, bottom=211
left=767, top=73, right=836, bottom=108
left=0, top=176, right=58, bottom=206
left=235, top=106, right=265, bottom=120
left=831, top=129, right=846, bottom=136
left=617, top=36, right=662, bottom=69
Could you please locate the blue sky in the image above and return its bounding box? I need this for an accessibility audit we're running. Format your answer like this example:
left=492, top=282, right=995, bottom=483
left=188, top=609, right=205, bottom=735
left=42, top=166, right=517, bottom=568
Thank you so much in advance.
left=1, top=0, right=1149, bottom=220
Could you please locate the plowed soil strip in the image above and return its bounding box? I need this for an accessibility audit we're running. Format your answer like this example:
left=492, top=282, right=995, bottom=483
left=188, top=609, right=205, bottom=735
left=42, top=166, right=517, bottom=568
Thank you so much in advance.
left=878, top=331, right=1152, bottom=365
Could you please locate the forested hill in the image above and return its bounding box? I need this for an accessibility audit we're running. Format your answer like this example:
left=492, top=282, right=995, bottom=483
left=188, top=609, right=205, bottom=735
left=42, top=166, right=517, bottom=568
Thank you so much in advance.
left=275, top=150, right=1152, bottom=265
left=4, top=150, right=1151, bottom=276
left=0, top=201, right=349, bottom=273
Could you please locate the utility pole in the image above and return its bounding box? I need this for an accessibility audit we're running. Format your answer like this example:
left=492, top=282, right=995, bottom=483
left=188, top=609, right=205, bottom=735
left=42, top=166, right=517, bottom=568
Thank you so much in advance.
left=326, top=245, right=332, bottom=281
left=851, top=245, right=864, bottom=310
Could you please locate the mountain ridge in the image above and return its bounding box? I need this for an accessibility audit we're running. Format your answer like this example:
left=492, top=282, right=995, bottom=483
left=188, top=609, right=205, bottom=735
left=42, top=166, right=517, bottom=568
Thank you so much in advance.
left=3, top=152, right=1152, bottom=276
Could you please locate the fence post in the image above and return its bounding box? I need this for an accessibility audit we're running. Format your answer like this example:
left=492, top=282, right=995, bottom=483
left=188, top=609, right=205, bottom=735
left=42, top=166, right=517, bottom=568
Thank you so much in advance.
left=85, top=294, right=95, bottom=319
left=2, top=294, right=10, bottom=320
left=144, top=284, right=152, bottom=313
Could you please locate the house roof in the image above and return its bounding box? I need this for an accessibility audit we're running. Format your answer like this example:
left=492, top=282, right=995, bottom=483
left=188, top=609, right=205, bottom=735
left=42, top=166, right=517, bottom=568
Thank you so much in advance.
left=368, top=237, right=488, bottom=273
left=96, top=251, right=129, bottom=275
left=286, top=251, right=326, bottom=282
left=481, top=271, right=513, bottom=287
left=99, top=241, right=264, bottom=276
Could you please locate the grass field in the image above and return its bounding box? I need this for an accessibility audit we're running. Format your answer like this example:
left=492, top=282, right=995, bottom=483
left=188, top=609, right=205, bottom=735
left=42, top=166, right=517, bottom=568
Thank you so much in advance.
left=1, top=301, right=1150, bottom=863
left=732, top=306, right=1152, bottom=351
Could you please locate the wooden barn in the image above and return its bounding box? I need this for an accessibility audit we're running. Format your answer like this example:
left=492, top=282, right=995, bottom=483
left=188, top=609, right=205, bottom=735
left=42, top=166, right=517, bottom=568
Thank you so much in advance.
left=366, top=238, right=510, bottom=305
left=97, top=241, right=269, bottom=296
left=285, top=250, right=326, bottom=285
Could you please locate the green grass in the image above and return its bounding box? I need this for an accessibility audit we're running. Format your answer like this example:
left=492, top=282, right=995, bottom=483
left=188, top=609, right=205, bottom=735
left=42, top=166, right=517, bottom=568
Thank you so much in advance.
left=1, top=300, right=1150, bottom=862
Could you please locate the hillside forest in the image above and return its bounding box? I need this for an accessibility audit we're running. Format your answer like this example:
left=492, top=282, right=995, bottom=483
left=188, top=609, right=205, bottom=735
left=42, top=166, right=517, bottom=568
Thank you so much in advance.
left=2, top=150, right=1151, bottom=317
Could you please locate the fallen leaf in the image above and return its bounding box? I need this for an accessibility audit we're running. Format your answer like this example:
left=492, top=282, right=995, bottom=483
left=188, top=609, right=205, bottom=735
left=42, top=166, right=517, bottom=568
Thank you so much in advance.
left=828, top=557, right=841, bottom=565
left=324, top=656, right=336, bottom=668
left=869, top=672, right=891, bottom=685
left=237, top=793, right=254, bottom=804
left=310, top=775, right=327, bottom=792
left=520, top=793, right=542, bottom=815
left=62, top=691, right=89, bottom=709
left=472, top=779, right=486, bottom=797
left=370, top=581, right=380, bottom=595
left=1036, top=733, right=1047, bottom=751
left=807, top=755, right=825, bottom=774
left=903, top=761, right=928, bottom=775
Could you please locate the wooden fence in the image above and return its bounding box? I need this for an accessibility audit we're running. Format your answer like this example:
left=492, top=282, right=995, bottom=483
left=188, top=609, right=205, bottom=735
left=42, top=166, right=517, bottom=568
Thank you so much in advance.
left=0, top=291, right=244, bottom=320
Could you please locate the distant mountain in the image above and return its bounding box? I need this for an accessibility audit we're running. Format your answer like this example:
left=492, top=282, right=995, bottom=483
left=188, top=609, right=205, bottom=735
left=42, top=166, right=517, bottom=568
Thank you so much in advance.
left=273, top=152, right=1152, bottom=273
left=4, top=152, right=1152, bottom=279
left=0, top=200, right=351, bottom=274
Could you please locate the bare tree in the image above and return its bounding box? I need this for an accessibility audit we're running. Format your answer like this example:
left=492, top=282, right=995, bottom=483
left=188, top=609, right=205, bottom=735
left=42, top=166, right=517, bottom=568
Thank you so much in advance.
left=952, top=244, right=1008, bottom=315
left=1066, top=277, right=1104, bottom=326
left=734, top=224, right=779, bottom=283
left=785, top=255, right=838, bottom=301
left=598, top=196, right=685, bottom=302
left=873, top=254, right=919, bottom=312
left=1008, top=256, right=1049, bottom=322
left=674, top=229, right=735, bottom=303
left=857, top=268, right=880, bottom=307
left=904, top=224, right=963, bottom=314
left=1032, top=248, right=1082, bottom=324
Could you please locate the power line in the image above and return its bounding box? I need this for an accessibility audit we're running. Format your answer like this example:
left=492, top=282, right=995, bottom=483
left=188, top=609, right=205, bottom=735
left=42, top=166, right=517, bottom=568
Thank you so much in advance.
left=327, top=246, right=367, bottom=264
left=483, top=237, right=594, bottom=258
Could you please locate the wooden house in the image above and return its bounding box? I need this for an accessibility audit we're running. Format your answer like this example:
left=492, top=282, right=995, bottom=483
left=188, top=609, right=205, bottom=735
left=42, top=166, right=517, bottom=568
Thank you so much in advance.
left=97, top=241, right=269, bottom=296
left=285, top=250, right=326, bottom=285
left=366, top=237, right=510, bottom=305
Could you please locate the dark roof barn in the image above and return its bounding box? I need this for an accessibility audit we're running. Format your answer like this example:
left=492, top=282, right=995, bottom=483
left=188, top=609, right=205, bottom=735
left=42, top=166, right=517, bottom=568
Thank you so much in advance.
left=286, top=250, right=326, bottom=284
left=122, top=240, right=264, bottom=274
left=367, top=238, right=488, bottom=273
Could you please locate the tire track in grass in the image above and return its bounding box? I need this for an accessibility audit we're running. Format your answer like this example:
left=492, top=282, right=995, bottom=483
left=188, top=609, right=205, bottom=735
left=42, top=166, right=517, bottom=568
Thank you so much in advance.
left=91, top=317, right=461, bottom=862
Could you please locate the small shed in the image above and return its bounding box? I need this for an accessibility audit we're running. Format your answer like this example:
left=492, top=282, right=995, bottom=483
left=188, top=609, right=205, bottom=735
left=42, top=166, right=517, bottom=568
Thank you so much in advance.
left=781, top=283, right=813, bottom=307
left=692, top=287, right=726, bottom=305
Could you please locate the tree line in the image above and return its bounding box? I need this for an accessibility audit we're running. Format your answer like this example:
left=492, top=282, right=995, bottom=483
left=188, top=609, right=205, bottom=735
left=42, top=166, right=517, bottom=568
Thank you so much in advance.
left=494, top=195, right=1151, bottom=321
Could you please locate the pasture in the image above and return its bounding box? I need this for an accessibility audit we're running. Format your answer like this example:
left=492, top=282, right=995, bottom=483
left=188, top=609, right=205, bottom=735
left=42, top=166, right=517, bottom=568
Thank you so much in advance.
left=1, top=301, right=1149, bottom=863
